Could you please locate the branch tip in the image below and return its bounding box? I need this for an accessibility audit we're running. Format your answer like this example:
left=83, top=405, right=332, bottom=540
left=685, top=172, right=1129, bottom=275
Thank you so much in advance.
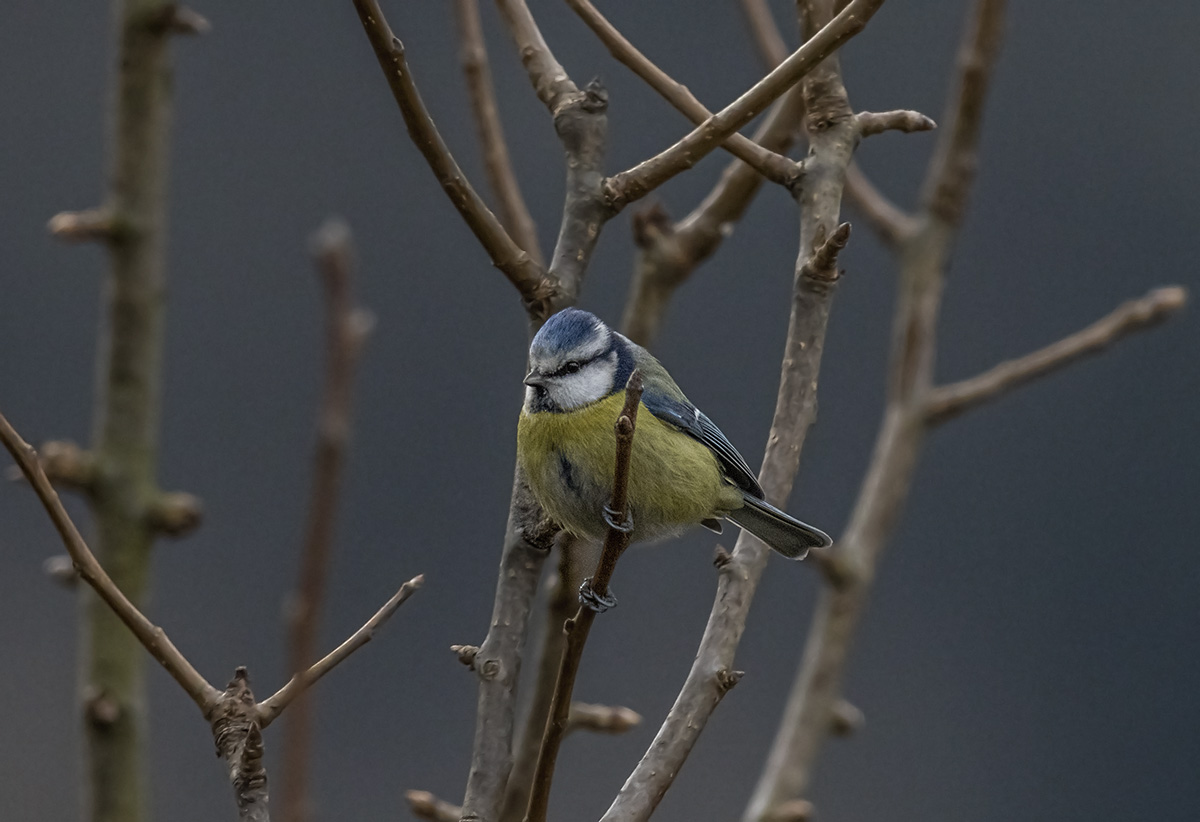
left=452, top=644, right=480, bottom=668
left=764, top=798, right=816, bottom=822
left=47, top=209, right=116, bottom=243
left=857, top=109, right=937, bottom=137
left=43, top=554, right=80, bottom=588
left=567, top=702, right=643, bottom=734
left=149, top=4, right=211, bottom=36
left=830, top=699, right=865, bottom=736
left=716, top=668, right=745, bottom=693
left=405, top=789, right=462, bottom=822
left=146, top=491, right=203, bottom=536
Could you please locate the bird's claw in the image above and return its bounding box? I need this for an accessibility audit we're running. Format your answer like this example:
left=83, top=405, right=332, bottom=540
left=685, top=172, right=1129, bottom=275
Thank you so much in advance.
left=603, top=504, right=633, bottom=534
left=579, top=577, right=618, bottom=613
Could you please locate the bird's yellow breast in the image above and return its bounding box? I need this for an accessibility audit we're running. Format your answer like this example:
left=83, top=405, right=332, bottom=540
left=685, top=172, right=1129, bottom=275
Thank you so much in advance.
left=517, top=393, right=742, bottom=543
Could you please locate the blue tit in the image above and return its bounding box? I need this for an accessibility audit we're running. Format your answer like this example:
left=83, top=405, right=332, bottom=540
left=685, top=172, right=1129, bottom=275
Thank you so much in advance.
left=516, top=308, right=832, bottom=559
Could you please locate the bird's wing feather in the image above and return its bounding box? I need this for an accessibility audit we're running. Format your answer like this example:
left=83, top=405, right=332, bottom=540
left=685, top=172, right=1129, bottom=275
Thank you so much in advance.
left=641, top=390, right=764, bottom=498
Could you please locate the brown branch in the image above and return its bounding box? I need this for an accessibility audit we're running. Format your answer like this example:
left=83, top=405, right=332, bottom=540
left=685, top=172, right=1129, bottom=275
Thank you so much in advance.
left=526, top=371, right=644, bottom=822
left=257, top=575, right=424, bottom=727
left=210, top=670, right=269, bottom=822
left=604, top=0, right=888, bottom=209
left=453, top=0, right=543, bottom=266
left=926, top=286, right=1187, bottom=424
left=351, top=0, right=551, bottom=314
left=566, top=0, right=800, bottom=186
left=842, top=163, right=917, bottom=247
left=280, top=218, right=374, bottom=822
left=0, top=412, right=221, bottom=712
left=602, top=33, right=856, bottom=813
left=493, top=0, right=577, bottom=113
left=741, top=0, right=790, bottom=69
left=47, top=208, right=117, bottom=242
left=743, top=3, right=1008, bottom=817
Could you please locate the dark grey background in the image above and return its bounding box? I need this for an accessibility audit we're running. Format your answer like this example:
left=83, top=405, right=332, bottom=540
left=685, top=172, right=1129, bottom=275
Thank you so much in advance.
left=2, top=1, right=1197, bottom=820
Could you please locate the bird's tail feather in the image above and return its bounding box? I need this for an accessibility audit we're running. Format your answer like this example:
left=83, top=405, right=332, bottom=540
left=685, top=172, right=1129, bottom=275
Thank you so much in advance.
left=727, top=494, right=832, bottom=560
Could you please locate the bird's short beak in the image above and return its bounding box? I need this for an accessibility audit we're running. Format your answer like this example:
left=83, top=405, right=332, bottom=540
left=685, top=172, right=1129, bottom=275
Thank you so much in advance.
left=523, top=369, right=546, bottom=388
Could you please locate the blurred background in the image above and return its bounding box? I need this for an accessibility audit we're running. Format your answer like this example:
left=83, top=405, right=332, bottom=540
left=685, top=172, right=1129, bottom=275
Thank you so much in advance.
left=1, top=1, right=1197, bottom=820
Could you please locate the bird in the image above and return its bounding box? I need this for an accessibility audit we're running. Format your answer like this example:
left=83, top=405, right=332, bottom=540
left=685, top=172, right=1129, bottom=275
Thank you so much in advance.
left=516, top=307, right=832, bottom=561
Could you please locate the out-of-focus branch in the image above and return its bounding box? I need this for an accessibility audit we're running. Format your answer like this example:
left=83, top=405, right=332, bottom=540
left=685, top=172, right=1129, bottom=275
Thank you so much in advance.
left=525, top=371, right=644, bottom=822
left=604, top=0, right=888, bottom=209
left=856, top=109, right=936, bottom=136
left=453, top=0, right=543, bottom=266
left=602, top=31, right=858, bottom=817
left=280, top=218, right=374, bottom=822
left=567, top=702, right=643, bottom=735
left=842, top=163, right=917, bottom=247
left=741, top=0, right=790, bottom=69
left=743, top=3, right=1007, bottom=817
left=567, top=0, right=800, bottom=186
left=351, top=0, right=551, bottom=314
left=926, top=286, right=1187, bottom=424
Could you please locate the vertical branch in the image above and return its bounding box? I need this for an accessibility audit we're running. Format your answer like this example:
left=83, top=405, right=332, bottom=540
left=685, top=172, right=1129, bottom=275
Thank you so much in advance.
left=279, top=221, right=373, bottom=822
left=742, top=2, right=1007, bottom=818
left=453, top=0, right=544, bottom=266
left=52, top=3, right=202, bottom=820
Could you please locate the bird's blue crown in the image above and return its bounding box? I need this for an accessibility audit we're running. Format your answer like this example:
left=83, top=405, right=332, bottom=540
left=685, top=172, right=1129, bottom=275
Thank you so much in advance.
left=531, top=308, right=607, bottom=357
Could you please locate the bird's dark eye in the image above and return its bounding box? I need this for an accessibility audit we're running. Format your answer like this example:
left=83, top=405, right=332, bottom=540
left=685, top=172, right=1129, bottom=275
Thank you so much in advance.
left=563, top=361, right=581, bottom=374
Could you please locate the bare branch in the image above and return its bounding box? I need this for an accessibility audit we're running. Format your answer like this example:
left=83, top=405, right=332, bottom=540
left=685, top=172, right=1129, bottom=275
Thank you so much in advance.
left=526, top=371, right=644, bottom=822
left=856, top=109, right=937, bottom=136
left=350, top=0, right=550, bottom=312
left=741, top=0, right=790, bottom=69
left=453, top=0, right=543, bottom=266
left=406, top=790, right=462, bottom=822
left=280, top=218, right=373, bottom=822
left=926, top=286, right=1187, bottom=424
left=256, top=574, right=424, bottom=727
left=744, top=3, right=1010, bottom=817
left=604, top=0, right=888, bottom=209
left=842, top=163, right=917, bottom=247
left=603, top=35, right=856, bottom=810
left=0, top=412, right=221, bottom=712
left=567, top=0, right=800, bottom=186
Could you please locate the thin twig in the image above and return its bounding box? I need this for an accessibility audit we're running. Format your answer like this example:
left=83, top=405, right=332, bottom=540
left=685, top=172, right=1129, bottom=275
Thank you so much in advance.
left=566, top=702, right=642, bottom=735
left=567, top=0, right=800, bottom=186
left=526, top=371, right=644, bottom=822
left=453, top=0, right=543, bottom=265
left=493, top=0, right=577, bottom=112
left=604, top=0, right=888, bottom=209
left=351, top=0, right=550, bottom=312
left=856, top=109, right=937, bottom=136
left=926, top=286, right=1187, bottom=424
left=257, top=575, right=424, bottom=727
left=280, top=218, right=374, bottom=822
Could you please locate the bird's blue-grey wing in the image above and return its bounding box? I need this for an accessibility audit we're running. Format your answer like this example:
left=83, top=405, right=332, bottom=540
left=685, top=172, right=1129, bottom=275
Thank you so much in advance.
left=641, top=390, right=764, bottom=498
